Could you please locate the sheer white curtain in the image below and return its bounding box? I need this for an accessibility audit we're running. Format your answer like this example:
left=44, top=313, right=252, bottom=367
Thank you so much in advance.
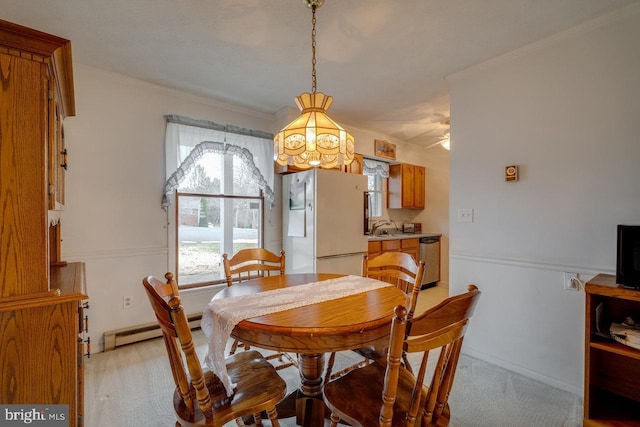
left=162, top=115, right=275, bottom=209
left=363, top=158, right=390, bottom=178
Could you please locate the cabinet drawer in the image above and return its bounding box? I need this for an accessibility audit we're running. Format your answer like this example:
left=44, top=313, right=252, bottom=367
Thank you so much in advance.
left=401, top=238, right=419, bottom=249
left=381, top=239, right=401, bottom=251
left=368, top=241, right=381, bottom=253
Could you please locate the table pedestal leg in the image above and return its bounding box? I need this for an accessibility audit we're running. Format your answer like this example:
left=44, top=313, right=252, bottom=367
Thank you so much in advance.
left=295, top=353, right=326, bottom=427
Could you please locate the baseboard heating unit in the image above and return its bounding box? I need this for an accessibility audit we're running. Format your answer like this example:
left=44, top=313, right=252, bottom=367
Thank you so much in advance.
left=103, top=313, right=202, bottom=351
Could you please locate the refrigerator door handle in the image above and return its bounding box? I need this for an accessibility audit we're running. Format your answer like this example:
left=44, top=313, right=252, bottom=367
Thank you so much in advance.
left=316, top=252, right=367, bottom=260
left=364, top=191, right=371, bottom=235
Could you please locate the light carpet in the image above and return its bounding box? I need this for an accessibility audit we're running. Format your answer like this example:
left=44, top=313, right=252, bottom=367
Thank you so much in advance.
left=85, top=330, right=583, bottom=426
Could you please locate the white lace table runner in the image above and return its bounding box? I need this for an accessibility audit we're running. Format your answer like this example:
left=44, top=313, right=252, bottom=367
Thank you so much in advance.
left=201, top=275, right=395, bottom=396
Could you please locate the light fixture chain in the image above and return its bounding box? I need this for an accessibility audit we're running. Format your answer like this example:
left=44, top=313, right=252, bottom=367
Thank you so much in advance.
left=311, top=5, right=317, bottom=94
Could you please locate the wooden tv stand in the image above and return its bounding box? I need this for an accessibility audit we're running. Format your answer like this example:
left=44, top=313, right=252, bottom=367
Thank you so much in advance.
left=584, top=274, right=640, bottom=426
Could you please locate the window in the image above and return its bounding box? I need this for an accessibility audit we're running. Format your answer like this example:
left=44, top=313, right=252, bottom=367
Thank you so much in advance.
left=367, top=174, right=383, bottom=218
left=163, top=116, right=274, bottom=288
left=363, top=158, right=390, bottom=219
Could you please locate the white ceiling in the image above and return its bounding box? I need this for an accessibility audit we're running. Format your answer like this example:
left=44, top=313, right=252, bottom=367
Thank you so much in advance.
left=2, top=0, right=638, bottom=147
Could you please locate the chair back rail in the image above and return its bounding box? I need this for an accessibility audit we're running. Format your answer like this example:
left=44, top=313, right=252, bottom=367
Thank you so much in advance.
left=142, top=273, right=211, bottom=417
left=363, top=252, right=425, bottom=319
left=325, top=252, right=426, bottom=384
left=323, top=284, right=480, bottom=427
left=222, top=249, right=297, bottom=371
left=380, top=284, right=480, bottom=426
left=223, top=248, right=285, bottom=286
left=143, top=272, right=287, bottom=426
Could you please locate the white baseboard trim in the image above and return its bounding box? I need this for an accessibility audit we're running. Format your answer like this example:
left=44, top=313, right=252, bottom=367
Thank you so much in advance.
left=462, top=347, right=582, bottom=397
left=104, top=313, right=202, bottom=351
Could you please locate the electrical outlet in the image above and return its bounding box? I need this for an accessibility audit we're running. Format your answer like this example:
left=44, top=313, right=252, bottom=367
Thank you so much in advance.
left=123, top=296, right=132, bottom=309
left=563, top=272, right=579, bottom=291
left=458, top=208, right=473, bottom=223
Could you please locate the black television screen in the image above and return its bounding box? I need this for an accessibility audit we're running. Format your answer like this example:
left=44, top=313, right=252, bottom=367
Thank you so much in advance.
left=617, top=225, right=640, bottom=289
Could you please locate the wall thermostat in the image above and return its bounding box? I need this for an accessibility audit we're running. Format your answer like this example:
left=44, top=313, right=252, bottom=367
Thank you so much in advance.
left=505, top=165, right=518, bottom=182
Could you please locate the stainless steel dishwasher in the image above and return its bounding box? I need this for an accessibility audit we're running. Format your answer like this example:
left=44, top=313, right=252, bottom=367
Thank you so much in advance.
left=419, top=236, right=440, bottom=288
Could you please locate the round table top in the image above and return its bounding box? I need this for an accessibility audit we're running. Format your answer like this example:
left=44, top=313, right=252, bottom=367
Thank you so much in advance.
left=212, top=273, right=408, bottom=353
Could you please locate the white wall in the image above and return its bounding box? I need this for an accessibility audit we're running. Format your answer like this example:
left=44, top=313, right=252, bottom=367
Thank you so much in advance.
left=63, top=65, right=281, bottom=351
left=448, top=6, right=640, bottom=394
left=62, top=64, right=451, bottom=352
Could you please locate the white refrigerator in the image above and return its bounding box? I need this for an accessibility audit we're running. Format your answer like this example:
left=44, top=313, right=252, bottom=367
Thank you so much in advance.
left=283, top=168, right=368, bottom=276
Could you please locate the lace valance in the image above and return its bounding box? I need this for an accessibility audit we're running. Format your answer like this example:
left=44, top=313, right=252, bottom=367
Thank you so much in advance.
left=363, top=158, right=390, bottom=178
left=162, top=115, right=275, bottom=210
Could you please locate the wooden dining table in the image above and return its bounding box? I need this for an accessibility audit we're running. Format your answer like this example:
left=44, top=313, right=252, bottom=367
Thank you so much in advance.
left=210, top=273, right=407, bottom=427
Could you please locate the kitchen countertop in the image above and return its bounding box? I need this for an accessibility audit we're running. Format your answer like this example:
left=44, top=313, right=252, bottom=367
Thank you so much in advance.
left=367, top=232, right=441, bottom=242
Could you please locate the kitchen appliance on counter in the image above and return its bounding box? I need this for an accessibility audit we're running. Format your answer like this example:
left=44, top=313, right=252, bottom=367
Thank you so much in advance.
left=403, top=223, right=422, bottom=233
left=283, top=169, right=368, bottom=276
left=419, top=236, right=440, bottom=288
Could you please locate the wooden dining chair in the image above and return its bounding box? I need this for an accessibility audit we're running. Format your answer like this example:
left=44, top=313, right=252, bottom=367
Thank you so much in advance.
left=222, top=248, right=285, bottom=287
left=222, top=248, right=297, bottom=370
left=142, top=272, right=286, bottom=427
left=323, top=284, right=481, bottom=427
left=324, top=252, right=425, bottom=383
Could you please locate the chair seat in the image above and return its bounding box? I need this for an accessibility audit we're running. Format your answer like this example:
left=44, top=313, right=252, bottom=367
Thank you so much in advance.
left=353, top=344, right=386, bottom=361
left=323, top=362, right=450, bottom=427
left=174, top=350, right=287, bottom=427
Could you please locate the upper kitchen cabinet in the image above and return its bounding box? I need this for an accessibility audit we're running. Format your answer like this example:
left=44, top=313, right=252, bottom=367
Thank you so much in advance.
left=342, top=153, right=363, bottom=174
left=275, top=163, right=305, bottom=175
left=0, top=18, right=75, bottom=293
left=388, top=163, right=425, bottom=209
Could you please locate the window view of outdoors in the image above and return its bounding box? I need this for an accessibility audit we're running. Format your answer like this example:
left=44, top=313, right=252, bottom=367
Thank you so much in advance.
left=177, top=153, right=262, bottom=287
left=368, top=174, right=383, bottom=218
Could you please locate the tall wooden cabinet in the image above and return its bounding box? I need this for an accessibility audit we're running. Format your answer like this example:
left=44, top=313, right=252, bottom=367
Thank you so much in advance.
left=0, top=20, right=87, bottom=426
left=388, top=163, right=425, bottom=209
left=584, top=274, right=640, bottom=426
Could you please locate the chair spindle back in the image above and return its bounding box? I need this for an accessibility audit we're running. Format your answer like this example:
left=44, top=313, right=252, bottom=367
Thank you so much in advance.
left=380, top=284, right=481, bottom=427
left=223, top=248, right=285, bottom=286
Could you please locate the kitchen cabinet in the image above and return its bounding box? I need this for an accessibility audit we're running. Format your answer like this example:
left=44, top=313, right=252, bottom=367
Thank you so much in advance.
left=275, top=163, right=307, bottom=175
left=388, top=163, right=425, bottom=209
left=401, top=238, right=419, bottom=261
left=583, top=274, right=640, bottom=426
left=0, top=19, right=87, bottom=427
left=342, top=153, right=363, bottom=174
left=368, top=238, right=419, bottom=263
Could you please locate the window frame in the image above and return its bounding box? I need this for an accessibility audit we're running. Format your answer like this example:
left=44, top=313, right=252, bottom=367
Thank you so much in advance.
left=367, top=173, right=384, bottom=219
left=174, top=191, right=264, bottom=290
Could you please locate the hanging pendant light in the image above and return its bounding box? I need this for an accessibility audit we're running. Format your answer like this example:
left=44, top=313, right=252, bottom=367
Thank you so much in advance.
left=274, top=0, right=355, bottom=169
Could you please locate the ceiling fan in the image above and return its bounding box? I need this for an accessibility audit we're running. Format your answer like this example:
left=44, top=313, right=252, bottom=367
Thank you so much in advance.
left=423, top=118, right=450, bottom=150
left=401, top=115, right=449, bottom=141
left=362, top=111, right=450, bottom=143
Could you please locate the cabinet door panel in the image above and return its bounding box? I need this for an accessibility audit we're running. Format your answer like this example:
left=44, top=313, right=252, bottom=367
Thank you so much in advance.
left=368, top=241, right=382, bottom=253
left=402, top=164, right=415, bottom=207
left=388, top=163, right=425, bottom=209
left=414, top=166, right=425, bottom=209
left=0, top=52, right=49, bottom=296
left=381, top=239, right=401, bottom=251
